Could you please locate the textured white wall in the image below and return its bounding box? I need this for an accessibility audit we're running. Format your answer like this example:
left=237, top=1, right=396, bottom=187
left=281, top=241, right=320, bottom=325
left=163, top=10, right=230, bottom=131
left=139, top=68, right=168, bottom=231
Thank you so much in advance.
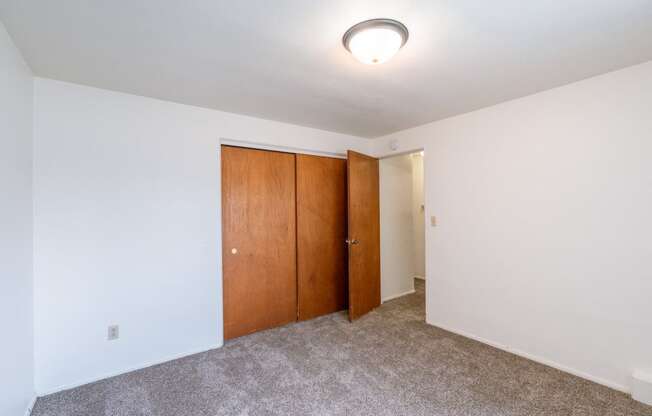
left=0, top=21, right=35, bottom=416
left=372, top=61, right=652, bottom=392
left=380, top=154, right=416, bottom=301
left=32, top=78, right=371, bottom=394
left=411, top=154, right=425, bottom=278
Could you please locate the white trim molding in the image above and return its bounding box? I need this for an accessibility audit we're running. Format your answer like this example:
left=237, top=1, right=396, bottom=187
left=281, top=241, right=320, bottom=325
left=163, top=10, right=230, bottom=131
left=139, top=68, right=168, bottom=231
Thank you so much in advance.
left=632, top=371, right=652, bottom=405
left=426, top=319, right=630, bottom=394
left=37, top=343, right=222, bottom=397
left=220, top=138, right=347, bottom=159
left=382, top=289, right=415, bottom=303
left=24, top=396, right=37, bottom=416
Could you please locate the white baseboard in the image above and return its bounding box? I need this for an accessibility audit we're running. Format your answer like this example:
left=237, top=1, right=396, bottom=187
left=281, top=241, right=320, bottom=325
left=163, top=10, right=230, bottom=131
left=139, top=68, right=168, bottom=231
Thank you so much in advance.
left=382, top=289, right=415, bottom=303
left=24, top=395, right=37, bottom=416
left=425, top=319, right=629, bottom=394
left=632, top=371, right=652, bottom=405
left=37, top=342, right=223, bottom=397
left=414, top=275, right=425, bottom=280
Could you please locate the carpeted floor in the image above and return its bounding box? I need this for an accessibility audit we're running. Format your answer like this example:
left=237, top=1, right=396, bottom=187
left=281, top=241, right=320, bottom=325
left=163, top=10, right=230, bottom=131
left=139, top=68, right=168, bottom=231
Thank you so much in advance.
left=33, top=279, right=651, bottom=415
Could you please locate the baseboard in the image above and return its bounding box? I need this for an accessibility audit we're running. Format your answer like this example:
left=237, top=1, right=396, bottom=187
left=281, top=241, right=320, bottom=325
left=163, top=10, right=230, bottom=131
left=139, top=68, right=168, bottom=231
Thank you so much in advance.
left=37, top=342, right=223, bottom=397
left=382, top=289, right=415, bottom=303
left=425, top=319, right=629, bottom=394
left=414, top=275, right=425, bottom=280
left=24, top=395, right=37, bottom=416
left=632, top=371, right=652, bottom=405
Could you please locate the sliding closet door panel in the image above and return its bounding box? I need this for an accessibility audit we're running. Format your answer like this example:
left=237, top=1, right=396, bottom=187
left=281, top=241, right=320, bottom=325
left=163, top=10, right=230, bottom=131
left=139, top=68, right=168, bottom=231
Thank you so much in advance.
left=221, top=146, right=297, bottom=340
left=296, top=154, right=348, bottom=321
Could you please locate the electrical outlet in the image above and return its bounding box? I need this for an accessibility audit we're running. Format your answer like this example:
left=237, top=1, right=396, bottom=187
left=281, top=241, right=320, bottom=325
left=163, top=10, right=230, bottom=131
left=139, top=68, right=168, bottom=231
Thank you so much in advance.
left=108, top=325, right=119, bottom=341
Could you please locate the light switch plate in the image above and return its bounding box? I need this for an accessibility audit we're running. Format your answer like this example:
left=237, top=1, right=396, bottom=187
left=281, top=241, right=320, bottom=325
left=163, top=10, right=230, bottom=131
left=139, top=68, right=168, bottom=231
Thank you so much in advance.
left=430, top=216, right=437, bottom=227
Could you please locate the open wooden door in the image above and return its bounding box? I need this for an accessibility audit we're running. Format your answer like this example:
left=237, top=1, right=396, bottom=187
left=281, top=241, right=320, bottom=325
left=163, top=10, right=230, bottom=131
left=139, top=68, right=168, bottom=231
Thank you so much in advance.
left=346, top=150, right=381, bottom=321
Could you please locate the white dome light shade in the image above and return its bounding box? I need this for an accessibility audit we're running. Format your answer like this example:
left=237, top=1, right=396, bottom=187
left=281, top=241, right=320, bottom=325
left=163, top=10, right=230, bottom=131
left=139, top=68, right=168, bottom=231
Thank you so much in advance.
left=349, top=28, right=402, bottom=65
left=343, top=19, right=409, bottom=65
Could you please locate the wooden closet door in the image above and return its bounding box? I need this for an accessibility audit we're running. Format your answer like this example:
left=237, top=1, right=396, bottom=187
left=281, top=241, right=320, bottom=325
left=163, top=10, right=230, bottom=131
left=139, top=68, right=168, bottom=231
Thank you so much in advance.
left=221, top=146, right=297, bottom=340
left=296, top=155, right=348, bottom=321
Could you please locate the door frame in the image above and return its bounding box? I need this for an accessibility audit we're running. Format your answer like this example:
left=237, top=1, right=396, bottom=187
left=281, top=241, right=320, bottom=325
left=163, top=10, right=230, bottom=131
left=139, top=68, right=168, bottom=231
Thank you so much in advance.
left=216, top=139, right=429, bottom=341
left=375, top=147, right=428, bottom=319
left=220, top=138, right=347, bottom=159
left=216, top=138, right=349, bottom=343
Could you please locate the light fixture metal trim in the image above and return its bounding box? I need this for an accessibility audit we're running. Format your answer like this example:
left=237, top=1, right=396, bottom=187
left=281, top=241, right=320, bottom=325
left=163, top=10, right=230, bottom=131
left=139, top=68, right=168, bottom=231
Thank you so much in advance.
left=342, top=18, right=409, bottom=52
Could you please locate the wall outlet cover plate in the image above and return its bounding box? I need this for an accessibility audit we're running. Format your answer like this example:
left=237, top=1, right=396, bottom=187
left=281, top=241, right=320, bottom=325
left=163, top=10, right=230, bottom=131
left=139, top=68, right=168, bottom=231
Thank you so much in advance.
left=108, top=325, right=120, bottom=341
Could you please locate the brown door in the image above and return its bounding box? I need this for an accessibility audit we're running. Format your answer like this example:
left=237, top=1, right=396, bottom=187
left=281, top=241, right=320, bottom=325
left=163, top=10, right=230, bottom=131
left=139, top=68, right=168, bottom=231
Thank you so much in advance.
left=346, top=150, right=381, bottom=321
left=296, top=154, right=348, bottom=321
left=221, top=146, right=297, bottom=339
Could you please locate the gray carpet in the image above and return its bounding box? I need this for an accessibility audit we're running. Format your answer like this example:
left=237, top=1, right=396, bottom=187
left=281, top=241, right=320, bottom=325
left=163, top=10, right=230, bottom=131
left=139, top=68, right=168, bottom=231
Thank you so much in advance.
left=33, top=279, right=651, bottom=415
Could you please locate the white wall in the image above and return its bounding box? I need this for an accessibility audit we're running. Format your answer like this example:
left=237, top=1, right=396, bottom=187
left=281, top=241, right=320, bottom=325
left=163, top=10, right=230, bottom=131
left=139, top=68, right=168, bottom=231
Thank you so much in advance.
left=380, top=154, right=416, bottom=301
left=32, top=78, right=371, bottom=394
left=372, top=61, right=652, bottom=393
left=411, top=154, right=425, bottom=278
left=0, top=21, right=35, bottom=416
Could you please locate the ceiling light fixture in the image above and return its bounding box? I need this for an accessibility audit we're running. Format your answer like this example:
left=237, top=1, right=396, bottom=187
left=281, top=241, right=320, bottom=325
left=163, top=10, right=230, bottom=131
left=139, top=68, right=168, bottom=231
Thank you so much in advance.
left=342, top=18, right=409, bottom=65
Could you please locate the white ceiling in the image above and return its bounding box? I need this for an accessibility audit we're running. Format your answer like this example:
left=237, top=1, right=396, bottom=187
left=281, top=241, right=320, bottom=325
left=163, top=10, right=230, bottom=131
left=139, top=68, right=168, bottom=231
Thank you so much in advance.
left=2, top=1, right=652, bottom=138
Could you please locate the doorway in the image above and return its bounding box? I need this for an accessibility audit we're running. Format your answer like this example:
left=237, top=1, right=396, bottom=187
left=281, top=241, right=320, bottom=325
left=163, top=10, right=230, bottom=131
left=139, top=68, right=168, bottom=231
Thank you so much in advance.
left=379, top=151, right=426, bottom=310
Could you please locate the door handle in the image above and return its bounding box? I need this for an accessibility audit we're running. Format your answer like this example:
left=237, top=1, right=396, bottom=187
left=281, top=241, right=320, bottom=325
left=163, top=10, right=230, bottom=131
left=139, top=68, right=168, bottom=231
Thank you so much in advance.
left=345, top=238, right=359, bottom=245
